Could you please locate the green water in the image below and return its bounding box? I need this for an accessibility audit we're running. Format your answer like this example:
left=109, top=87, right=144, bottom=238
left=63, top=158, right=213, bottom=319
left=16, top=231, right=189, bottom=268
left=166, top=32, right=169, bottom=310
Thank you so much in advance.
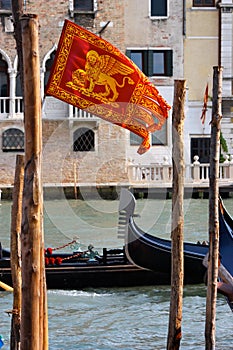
left=0, top=196, right=233, bottom=349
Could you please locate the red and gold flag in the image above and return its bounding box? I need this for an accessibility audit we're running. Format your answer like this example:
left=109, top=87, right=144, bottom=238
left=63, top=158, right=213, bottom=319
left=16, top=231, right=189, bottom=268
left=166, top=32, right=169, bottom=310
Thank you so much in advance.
left=46, top=20, right=171, bottom=154
left=200, top=83, right=208, bottom=125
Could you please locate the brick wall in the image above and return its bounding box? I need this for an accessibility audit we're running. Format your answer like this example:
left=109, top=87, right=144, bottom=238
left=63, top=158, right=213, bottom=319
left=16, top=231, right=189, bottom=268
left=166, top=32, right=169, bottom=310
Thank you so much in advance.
left=0, top=1, right=130, bottom=188
left=41, top=119, right=128, bottom=185
left=0, top=118, right=128, bottom=186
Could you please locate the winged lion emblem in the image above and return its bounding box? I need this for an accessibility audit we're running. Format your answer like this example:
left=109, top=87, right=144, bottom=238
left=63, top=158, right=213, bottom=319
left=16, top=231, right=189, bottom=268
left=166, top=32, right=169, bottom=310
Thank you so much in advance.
left=70, top=50, right=135, bottom=102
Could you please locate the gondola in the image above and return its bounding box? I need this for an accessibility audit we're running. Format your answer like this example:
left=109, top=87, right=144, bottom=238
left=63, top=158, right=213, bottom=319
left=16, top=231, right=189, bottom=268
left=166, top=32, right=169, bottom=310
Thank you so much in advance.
left=219, top=197, right=233, bottom=277
left=0, top=243, right=171, bottom=290
left=217, top=198, right=233, bottom=310
left=118, top=189, right=233, bottom=285
left=118, top=189, right=233, bottom=311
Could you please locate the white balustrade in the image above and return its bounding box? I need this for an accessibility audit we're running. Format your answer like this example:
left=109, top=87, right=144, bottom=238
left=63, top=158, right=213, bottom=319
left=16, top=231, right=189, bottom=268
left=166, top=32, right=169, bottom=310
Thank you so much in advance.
left=128, top=155, right=233, bottom=186
left=71, top=106, right=99, bottom=120
left=0, top=97, right=23, bottom=118
left=128, top=161, right=173, bottom=183
left=0, top=97, right=100, bottom=120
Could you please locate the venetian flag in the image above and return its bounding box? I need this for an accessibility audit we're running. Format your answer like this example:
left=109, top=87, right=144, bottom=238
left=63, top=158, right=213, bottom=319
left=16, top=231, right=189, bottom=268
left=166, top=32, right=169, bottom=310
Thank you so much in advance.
left=46, top=20, right=171, bottom=154
left=200, top=83, right=208, bottom=125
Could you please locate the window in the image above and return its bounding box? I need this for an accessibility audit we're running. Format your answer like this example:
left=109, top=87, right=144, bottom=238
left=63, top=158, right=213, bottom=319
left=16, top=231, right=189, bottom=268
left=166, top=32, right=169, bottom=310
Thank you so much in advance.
left=130, top=133, right=142, bottom=146
left=15, top=71, right=23, bottom=113
left=153, top=52, right=166, bottom=75
left=0, top=54, right=8, bottom=96
left=74, top=0, right=94, bottom=11
left=130, top=121, right=167, bottom=146
left=44, top=51, right=56, bottom=90
left=2, top=128, right=24, bottom=152
left=193, top=0, right=215, bottom=7
left=0, top=0, right=11, bottom=10
left=73, top=127, right=95, bottom=152
left=151, top=122, right=167, bottom=145
left=126, top=49, right=173, bottom=77
left=150, top=0, right=168, bottom=17
left=0, top=53, right=9, bottom=113
left=190, top=137, right=210, bottom=163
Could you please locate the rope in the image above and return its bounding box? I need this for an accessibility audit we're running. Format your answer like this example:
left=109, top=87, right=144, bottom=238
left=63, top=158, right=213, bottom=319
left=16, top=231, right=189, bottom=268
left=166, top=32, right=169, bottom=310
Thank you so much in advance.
left=52, top=239, right=78, bottom=251
left=62, top=250, right=89, bottom=261
left=45, top=239, right=78, bottom=255
left=45, top=250, right=89, bottom=266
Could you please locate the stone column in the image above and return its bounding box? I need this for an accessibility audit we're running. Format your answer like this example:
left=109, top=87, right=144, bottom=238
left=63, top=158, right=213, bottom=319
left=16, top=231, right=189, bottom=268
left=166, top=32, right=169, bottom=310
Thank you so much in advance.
left=8, top=68, right=16, bottom=117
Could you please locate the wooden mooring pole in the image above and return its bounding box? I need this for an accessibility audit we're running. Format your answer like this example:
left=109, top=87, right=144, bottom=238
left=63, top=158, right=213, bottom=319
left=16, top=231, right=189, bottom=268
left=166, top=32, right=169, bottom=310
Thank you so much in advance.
left=73, top=160, right=78, bottom=200
left=205, top=66, right=222, bottom=350
left=167, top=80, right=186, bottom=350
left=10, top=154, right=24, bottom=349
left=11, top=0, right=24, bottom=93
left=20, top=15, right=48, bottom=350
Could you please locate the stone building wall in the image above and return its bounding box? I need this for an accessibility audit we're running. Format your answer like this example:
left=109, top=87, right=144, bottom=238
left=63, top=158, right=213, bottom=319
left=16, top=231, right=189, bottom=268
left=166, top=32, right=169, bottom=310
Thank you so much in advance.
left=124, top=0, right=184, bottom=86
left=0, top=0, right=126, bottom=67
left=0, top=0, right=68, bottom=62
left=41, top=119, right=128, bottom=186
left=0, top=121, right=25, bottom=186
left=0, top=0, right=129, bottom=189
left=96, top=0, right=125, bottom=51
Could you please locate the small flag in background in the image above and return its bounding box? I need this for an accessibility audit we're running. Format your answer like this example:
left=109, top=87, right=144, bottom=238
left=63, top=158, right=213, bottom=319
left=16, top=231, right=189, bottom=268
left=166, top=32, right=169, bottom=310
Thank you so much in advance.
left=46, top=20, right=171, bottom=154
left=200, top=83, right=208, bottom=125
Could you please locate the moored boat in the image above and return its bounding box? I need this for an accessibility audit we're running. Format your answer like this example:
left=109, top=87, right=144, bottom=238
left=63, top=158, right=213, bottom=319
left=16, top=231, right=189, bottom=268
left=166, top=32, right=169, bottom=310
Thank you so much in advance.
left=0, top=242, right=171, bottom=290
left=119, top=189, right=233, bottom=310
left=118, top=188, right=209, bottom=284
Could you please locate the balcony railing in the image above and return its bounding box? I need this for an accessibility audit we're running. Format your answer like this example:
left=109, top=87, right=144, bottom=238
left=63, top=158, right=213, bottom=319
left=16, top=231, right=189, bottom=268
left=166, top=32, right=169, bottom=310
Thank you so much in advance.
left=69, top=105, right=99, bottom=120
left=128, top=155, right=233, bottom=186
left=0, top=97, right=23, bottom=118
left=0, top=96, right=99, bottom=121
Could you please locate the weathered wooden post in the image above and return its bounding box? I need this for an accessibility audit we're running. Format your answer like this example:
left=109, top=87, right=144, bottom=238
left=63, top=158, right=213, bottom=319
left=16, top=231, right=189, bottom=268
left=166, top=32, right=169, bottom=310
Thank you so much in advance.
left=20, top=14, right=48, bottom=350
left=73, top=160, right=78, bottom=200
left=205, top=66, right=222, bottom=350
left=167, top=80, right=186, bottom=350
left=10, top=154, right=24, bottom=350
left=11, top=0, right=24, bottom=93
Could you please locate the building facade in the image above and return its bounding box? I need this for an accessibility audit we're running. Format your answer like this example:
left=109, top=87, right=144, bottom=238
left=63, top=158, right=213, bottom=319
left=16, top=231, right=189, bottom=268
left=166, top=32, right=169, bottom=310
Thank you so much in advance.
left=0, top=0, right=129, bottom=192
left=184, top=0, right=233, bottom=164
left=0, top=0, right=232, bottom=196
left=0, top=0, right=180, bottom=193
left=219, top=0, right=233, bottom=156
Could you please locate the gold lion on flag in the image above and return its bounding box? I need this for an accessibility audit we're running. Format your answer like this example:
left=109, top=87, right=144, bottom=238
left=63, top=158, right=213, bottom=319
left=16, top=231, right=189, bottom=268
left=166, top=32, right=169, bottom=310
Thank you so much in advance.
left=69, top=50, right=135, bottom=102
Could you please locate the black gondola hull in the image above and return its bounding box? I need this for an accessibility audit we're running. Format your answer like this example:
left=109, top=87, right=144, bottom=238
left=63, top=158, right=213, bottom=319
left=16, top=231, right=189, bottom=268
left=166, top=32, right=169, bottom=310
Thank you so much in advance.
left=0, top=262, right=171, bottom=290
left=125, top=218, right=208, bottom=285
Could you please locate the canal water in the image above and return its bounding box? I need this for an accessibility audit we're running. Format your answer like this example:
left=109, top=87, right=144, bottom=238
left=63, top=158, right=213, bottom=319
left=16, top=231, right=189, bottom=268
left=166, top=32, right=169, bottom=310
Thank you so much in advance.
left=0, top=194, right=233, bottom=349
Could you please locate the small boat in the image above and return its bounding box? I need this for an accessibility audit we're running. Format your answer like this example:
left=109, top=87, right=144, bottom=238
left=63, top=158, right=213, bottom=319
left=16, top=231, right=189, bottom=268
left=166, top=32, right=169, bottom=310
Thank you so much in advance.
left=118, top=188, right=209, bottom=284
left=219, top=197, right=233, bottom=276
left=217, top=198, right=233, bottom=310
left=0, top=242, right=171, bottom=290
left=119, top=189, right=233, bottom=310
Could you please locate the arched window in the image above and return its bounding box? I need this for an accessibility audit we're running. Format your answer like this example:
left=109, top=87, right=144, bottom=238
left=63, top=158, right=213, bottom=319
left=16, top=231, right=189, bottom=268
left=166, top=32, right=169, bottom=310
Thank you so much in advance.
left=44, top=51, right=56, bottom=90
left=0, top=53, right=9, bottom=96
left=0, top=53, right=9, bottom=113
left=73, top=127, right=95, bottom=152
left=2, top=128, right=24, bottom=152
